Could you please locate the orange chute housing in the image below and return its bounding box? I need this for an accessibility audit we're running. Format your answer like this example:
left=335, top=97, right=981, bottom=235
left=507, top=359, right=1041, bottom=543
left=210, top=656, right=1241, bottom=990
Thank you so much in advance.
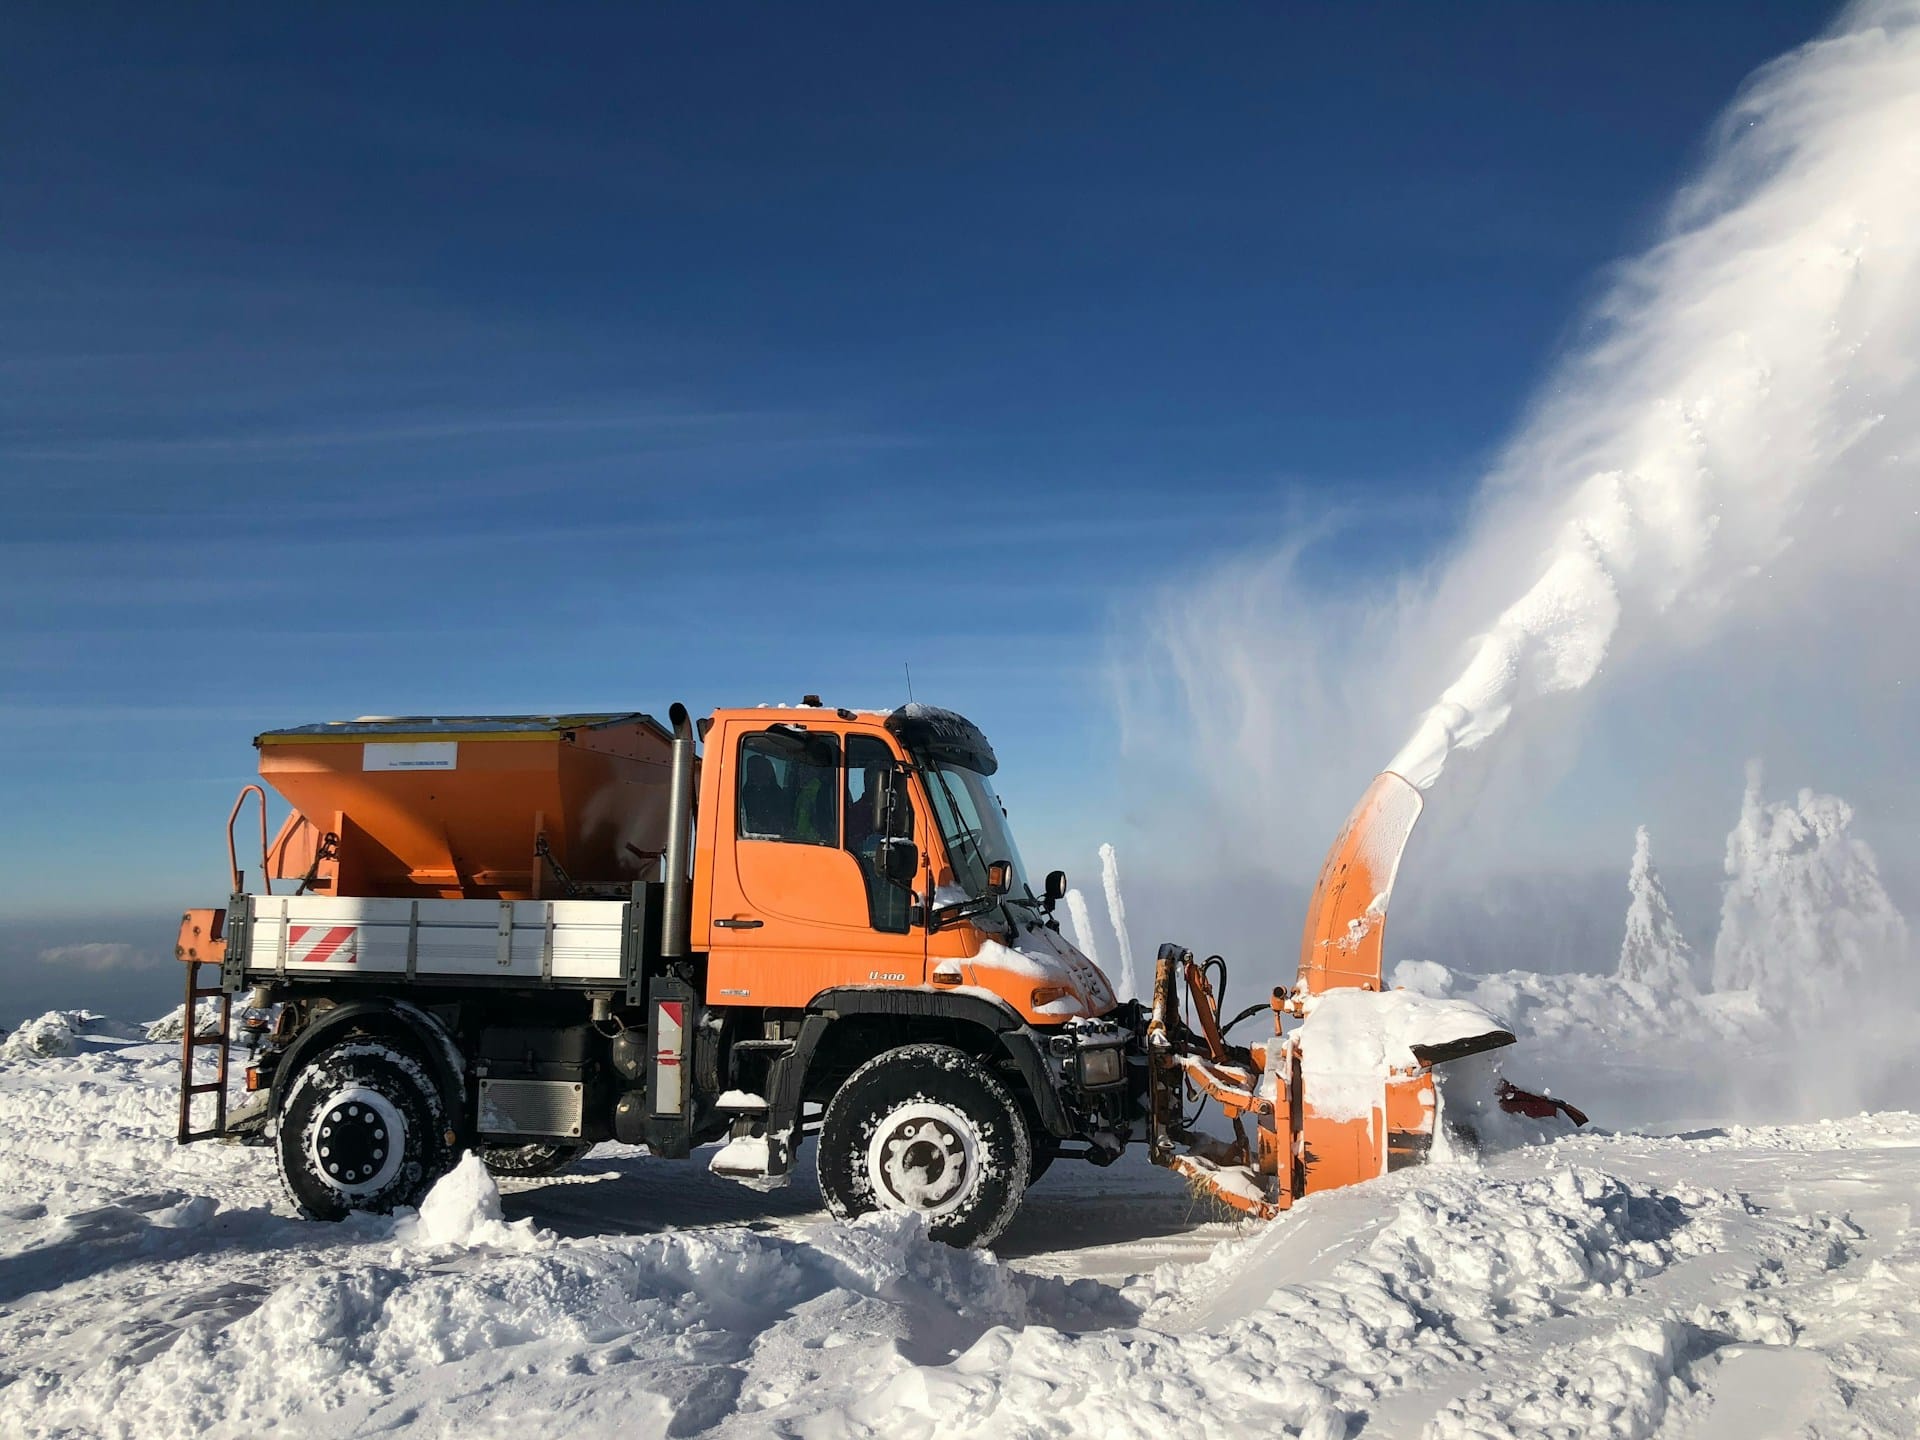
left=1297, top=771, right=1424, bottom=994
left=1293, top=771, right=1441, bottom=1198
left=254, top=714, right=675, bottom=900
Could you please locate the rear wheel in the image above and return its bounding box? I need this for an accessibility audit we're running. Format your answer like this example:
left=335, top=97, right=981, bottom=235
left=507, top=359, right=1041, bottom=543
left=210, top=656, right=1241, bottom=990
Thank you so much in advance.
left=480, top=1141, right=592, bottom=1178
left=276, top=1039, right=455, bottom=1220
left=817, top=1042, right=1030, bottom=1248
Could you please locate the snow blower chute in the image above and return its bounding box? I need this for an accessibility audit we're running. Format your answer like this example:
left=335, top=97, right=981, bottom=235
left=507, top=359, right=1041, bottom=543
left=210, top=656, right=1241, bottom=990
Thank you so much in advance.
left=1145, top=771, right=1522, bottom=1217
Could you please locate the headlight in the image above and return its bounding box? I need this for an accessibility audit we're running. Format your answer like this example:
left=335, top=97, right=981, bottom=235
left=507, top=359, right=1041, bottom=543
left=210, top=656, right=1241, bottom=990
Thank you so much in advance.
left=1078, top=1045, right=1124, bottom=1087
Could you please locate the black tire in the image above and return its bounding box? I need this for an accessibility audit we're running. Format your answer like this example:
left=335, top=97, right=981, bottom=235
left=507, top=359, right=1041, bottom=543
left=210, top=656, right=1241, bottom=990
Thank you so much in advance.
left=480, top=1141, right=592, bottom=1178
left=817, top=1042, right=1030, bottom=1248
left=277, top=1038, right=455, bottom=1220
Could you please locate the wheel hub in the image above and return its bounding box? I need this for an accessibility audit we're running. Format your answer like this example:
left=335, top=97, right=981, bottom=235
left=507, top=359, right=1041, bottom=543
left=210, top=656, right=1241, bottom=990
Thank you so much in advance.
left=866, top=1103, right=979, bottom=1217
left=307, top=1085, right=405, bottom=1196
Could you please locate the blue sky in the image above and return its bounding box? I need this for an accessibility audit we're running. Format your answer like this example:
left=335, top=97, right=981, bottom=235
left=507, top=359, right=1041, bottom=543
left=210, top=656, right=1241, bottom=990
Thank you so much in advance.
left=2, top=2, right=1833, bottom=1019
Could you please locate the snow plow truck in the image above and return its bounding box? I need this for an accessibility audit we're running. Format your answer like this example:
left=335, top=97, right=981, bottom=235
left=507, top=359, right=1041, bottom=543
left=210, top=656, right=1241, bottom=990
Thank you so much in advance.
left=175, top=700, right=1528, bottom=1246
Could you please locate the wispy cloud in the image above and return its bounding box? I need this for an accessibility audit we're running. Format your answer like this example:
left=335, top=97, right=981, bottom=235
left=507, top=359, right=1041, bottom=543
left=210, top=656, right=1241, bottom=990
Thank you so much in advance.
left=37, top=941, right=165, bottom=972
left=1, top=407, right=755, bottom=463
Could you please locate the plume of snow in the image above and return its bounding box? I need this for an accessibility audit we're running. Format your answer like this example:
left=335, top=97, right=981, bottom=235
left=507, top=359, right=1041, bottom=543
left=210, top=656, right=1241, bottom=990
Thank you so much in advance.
left=1385, top=0, right=1920, bottom=794
left=1615, top=826, right=1698, bottom=996
left=1061, top=888, right=1102, bottom=970
left=1122, top=0, right=1920, bottom=897
left=1098, top=843, right=1139, bottom=1003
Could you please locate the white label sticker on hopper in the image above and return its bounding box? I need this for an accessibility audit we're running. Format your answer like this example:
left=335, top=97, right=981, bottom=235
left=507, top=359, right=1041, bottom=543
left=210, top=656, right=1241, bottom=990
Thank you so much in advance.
left=363, top=741, right=458, bottom=772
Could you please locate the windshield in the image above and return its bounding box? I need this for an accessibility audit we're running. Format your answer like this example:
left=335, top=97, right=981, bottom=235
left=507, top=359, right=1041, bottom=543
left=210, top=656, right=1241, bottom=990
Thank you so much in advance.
left=922, top=763, right=1032, bottom=901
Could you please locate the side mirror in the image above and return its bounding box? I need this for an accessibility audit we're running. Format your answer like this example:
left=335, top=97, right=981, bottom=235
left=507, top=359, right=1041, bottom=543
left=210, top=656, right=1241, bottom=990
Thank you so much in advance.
left=1043, top=870, right=1067, bottom=907
left=987, top=859, right=1013, bottom=896
left=878, top=837, right=919, bottom=886
left=873, top=765, right=913, bottom=838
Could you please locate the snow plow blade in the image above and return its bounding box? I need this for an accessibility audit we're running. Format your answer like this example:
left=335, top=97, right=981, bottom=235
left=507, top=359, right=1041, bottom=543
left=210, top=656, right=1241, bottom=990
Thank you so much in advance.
left=1145, top=770, right=1526, bottom=1217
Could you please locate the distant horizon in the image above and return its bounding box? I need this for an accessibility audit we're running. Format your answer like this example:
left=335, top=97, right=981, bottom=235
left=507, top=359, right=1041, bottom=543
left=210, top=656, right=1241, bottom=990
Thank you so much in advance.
left=13, top=832, right=1919, bottom=1031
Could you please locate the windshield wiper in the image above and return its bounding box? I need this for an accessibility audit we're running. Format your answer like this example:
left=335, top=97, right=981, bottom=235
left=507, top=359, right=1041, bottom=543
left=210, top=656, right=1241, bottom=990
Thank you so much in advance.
left=929, top=889, right=1018, bottom=940
left=928, top=769, right=993, bottom=890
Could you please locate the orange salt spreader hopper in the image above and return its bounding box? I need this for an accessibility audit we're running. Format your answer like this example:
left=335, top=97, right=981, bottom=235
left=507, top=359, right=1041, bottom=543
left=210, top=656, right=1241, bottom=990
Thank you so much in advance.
left=241, top=714, right=677, bottom=901
left=1144, top=771, right=1516, bottom=1218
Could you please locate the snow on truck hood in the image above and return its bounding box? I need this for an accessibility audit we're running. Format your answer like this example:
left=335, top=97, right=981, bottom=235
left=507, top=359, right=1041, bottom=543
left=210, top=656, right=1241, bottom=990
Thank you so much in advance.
left=935, top=924, right=1116, bottom=1020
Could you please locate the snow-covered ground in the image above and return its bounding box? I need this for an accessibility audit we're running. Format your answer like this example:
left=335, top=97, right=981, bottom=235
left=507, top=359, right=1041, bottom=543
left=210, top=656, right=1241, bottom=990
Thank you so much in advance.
left=3, top=1019, right=1917, bottom=1438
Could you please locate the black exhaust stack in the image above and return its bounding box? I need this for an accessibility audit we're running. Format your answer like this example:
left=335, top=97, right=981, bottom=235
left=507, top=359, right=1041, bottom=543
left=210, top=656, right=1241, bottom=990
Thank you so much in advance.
left=661, top=702, right=696, bottom=959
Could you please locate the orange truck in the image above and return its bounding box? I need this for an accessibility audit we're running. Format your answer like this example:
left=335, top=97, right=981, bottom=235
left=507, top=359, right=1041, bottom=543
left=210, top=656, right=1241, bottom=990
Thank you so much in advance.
left=176, top=699, right=1523, bottom=1246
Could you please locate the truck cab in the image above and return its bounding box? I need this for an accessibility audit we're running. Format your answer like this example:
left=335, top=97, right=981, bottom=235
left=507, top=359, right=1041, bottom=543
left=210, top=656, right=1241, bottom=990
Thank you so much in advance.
left=180, top=699, right=1136, bottom=1247
left=696, top=704, right=1113, bottom=1022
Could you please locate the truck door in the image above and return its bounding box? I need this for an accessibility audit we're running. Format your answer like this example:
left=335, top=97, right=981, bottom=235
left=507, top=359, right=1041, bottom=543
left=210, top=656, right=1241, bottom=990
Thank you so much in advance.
left=706, top=724, right=926, bottom=1008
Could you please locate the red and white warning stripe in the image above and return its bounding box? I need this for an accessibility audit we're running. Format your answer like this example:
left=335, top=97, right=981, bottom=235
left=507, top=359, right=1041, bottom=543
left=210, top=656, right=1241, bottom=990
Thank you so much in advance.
left=288, top=923, right=358, bottom=965
left=654, top=999, right=684, bottom=1113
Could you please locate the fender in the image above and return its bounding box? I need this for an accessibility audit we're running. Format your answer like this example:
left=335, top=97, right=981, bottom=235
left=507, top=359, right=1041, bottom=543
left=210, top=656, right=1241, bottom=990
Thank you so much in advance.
left=269, top=999, right=469, bottom=1134
left=759, top=986, right=1074, bottom=1178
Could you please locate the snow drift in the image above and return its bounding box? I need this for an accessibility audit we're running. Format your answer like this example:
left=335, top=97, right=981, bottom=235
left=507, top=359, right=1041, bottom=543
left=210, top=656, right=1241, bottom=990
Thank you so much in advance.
left=6, top=1021, right=1917, bottom=1438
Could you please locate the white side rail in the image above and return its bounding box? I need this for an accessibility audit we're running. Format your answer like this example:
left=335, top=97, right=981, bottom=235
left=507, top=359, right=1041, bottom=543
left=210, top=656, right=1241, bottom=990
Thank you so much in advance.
left=242, top=894, right=629, bottom=984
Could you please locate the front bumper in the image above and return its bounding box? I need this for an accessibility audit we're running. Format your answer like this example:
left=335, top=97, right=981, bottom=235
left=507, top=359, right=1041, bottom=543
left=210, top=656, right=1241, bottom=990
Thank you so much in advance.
left=1042, top=1014, right=1136, bottom=1156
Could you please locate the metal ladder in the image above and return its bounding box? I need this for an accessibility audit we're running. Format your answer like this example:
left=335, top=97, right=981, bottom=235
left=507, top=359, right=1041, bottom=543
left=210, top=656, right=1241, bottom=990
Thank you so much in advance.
left=176, top=957, right=233, bottom=1144
left=176, top=785, right=268, bottom=1145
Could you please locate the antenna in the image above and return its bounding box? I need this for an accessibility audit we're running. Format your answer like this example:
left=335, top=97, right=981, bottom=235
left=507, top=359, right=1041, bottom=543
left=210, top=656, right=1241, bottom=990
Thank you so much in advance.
left=904, top=661, right=915, bottom=703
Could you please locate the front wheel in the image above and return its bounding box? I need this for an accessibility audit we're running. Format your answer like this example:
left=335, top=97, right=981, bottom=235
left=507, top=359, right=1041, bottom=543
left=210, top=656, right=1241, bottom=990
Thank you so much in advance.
left=817, top=1042, right=1030, bottom=1248
left=276, top=1038, right=455, bottom=1220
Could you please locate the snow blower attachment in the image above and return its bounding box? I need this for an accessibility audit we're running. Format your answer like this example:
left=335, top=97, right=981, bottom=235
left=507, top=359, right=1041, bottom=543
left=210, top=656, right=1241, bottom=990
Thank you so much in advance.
left=1146, top=771, right=1518, bottom=1217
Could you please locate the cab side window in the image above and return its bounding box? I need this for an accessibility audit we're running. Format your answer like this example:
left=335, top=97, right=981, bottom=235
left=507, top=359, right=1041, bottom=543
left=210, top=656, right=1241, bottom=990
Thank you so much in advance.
left=737, top=731, right=840, bottom=845
left=845, top=734, right=912, bottom=933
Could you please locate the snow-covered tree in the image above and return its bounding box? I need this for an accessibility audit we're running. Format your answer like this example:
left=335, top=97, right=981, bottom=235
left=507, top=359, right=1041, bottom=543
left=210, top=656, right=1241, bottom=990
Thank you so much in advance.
left=1616, top=825, right=1698, bottom=995
left=1711, top=761, right=1910, bottom=1015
